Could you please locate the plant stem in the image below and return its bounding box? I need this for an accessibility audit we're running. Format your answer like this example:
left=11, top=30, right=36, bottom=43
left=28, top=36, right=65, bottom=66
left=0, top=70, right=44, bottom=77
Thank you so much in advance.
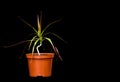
left=36, top=44, right=41, bottom=55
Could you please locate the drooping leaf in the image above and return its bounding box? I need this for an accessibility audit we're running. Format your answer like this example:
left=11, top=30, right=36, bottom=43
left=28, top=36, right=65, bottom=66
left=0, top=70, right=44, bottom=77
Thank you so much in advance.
left=28, top=36, right=37, bottom=50
left=44, top=32, right=67, bottom=43
left=54, top=47, right=63, bottom=61
left=44, top=37, right=63, bottom=60
left=32, top=38, right=40, bottom=55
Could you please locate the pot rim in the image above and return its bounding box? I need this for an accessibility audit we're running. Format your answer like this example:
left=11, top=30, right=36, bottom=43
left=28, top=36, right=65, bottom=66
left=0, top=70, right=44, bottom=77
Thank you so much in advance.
left=26, top=53, right=54, bottom=59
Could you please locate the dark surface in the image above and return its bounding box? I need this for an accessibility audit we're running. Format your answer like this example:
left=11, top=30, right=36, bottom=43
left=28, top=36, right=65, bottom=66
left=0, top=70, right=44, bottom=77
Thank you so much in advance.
left=0, top=0, right=115, bottom=82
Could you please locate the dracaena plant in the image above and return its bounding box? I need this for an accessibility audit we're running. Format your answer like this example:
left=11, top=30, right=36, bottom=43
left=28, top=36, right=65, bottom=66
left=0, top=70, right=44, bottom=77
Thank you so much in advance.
left=4, top=12, right=66, bottom=61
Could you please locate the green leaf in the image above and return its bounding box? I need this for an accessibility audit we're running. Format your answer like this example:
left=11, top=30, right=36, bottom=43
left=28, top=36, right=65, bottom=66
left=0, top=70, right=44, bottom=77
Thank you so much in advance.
left=32, top=38, right=40, bottom=55
left=44, top=37, right=63, bottom=60
left=18, top=16, right=38, bottom=34
left=44, top=32, right=67, bottom=43
left=28, top=36, right=37, bottom=50
left=41, top=18, right=62, bottom=35
left=37, top=15, right=41, bottom=34
left=4, top=40, right=30, bottom=48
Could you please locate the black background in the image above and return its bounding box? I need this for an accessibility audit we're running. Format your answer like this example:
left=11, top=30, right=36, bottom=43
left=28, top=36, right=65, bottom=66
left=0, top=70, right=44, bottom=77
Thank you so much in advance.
left=0, top=0, right=115, bottom=82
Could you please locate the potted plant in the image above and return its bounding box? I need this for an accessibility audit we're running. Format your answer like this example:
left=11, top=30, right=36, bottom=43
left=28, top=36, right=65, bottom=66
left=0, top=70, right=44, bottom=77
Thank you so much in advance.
left=4, top=11, right=66, bottom=77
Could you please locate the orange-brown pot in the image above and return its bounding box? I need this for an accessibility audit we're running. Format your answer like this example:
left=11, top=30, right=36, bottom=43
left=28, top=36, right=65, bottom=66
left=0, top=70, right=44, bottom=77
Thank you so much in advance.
left=26, top=53, right=54, bottom=77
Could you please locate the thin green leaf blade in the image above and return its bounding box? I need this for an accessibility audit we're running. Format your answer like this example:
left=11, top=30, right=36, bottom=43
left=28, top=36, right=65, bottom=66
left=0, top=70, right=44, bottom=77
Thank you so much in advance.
left=28, top=36, right=37, bottom=50
left=18, top=16, right=38, bottom=33
left=41, top=18, right=62, bottom=35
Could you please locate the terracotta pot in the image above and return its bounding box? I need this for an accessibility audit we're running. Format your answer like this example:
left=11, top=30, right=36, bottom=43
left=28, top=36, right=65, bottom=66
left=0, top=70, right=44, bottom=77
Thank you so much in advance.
left=26, top=53, right=54, bottom=77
